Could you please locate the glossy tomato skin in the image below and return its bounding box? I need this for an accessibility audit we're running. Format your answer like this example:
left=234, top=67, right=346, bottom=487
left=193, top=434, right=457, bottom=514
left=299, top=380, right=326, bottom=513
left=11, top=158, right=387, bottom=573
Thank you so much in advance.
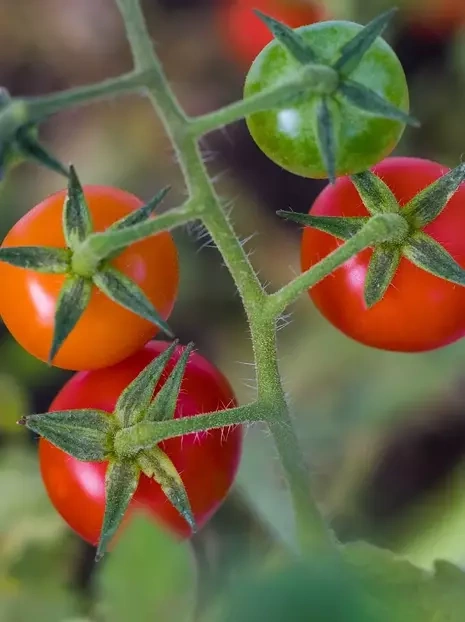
left=244, top=21, right=409, bottom=179
left=219, top=0, right=327, bottom=70
left=301, top=157, right=465, bottom=352
left=0, top=187, right=178, bottom=370
left=39, top=341, right=242, bottom=545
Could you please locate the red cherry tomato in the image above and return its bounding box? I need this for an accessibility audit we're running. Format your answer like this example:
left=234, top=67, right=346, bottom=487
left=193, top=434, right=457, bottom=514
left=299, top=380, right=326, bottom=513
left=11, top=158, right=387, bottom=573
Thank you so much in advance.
left=39, top=341, right=242, bottom=545
left=0, top=186, right=179, bottom=370
left=406, top=0, right=465, bottom=38
left=218, top=0, right=328, bottom=69
left=301, top=157, right=465, bottom=352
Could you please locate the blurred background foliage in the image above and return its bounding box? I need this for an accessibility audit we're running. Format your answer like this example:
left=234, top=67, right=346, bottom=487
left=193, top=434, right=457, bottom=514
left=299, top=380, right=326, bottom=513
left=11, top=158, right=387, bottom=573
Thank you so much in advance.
left=1, top=0, right=465, bottom=619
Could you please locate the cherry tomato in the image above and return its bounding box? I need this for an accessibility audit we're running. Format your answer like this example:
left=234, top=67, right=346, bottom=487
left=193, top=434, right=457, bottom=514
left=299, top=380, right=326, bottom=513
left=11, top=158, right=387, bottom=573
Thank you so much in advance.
left=301, top=157, right=465, bottom=352
left=244, top=21, right=409, bottom=179
left=0, top=187, right=179, bottom=370
left=219, top=0, right=327, bottom=70
left=39, top=341, right=243, bottom=544
left=405, top=0, right=465, bottom=39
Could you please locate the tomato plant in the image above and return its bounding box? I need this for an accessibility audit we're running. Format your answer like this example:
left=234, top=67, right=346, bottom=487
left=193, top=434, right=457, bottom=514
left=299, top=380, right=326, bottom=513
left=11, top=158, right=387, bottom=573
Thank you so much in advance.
left=218, top=0, right=327, bottom=69
left=0, top=185, right=179, bottom=370
left=301, top=157, right=465, bottom=352
left=244, top=20, right=410, bottom=179
left=39, top=341, right=242, bottom=545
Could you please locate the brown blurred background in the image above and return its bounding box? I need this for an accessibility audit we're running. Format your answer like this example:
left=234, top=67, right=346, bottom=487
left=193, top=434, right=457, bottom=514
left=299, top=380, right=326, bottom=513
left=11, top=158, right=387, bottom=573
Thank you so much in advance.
left=1, top=0, right=465, bottom=620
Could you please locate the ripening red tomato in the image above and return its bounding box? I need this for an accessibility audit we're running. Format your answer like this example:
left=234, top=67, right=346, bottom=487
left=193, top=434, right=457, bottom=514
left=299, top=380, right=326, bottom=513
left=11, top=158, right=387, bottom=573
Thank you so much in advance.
left=405, top=0, right=465, bottom=38
left=218, top=0, right=328, bottom=69
left=39, top=341, right=243, bottom=545
left=301, top=157, right=465, bottom=352
left=0, top=187, right=179, bottom=370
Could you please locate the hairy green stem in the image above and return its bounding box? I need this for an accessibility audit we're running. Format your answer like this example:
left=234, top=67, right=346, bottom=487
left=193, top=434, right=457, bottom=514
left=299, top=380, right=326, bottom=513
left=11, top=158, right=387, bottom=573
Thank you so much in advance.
left=267, top=213, right=409, bottom=317
left=189, top=64, right=338, bottom=137
left=268, top=416, right=336, bottom=554
left=114, top=404, right=264, bottom=456
left=72, top=202, right=194, bottom=274
left=115, top=0, right=159, bottom=71
left=26, top=72, right=146, bottom=121
left=114, top=0, right=337, bottom=557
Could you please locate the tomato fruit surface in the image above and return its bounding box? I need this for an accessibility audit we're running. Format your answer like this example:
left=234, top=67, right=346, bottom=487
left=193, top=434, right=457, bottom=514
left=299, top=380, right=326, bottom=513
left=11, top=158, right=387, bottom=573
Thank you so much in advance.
left=244, top=21, right=409, bottom=179
left=219, top=0, right=327, bottom=69
left=301, top=157, right=465, bottom=352
left=0, top=187, right=179, bottom=370
left=39, top=341, right=243, bottom=544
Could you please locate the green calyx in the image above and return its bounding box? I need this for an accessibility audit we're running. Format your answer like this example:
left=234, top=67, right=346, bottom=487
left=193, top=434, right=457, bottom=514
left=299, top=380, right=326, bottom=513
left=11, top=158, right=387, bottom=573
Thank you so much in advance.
left=0, top=165, right=173, bottom=364
left=280, top=163, right=465, bottom=307
left=0, top=87, right=69, bottom=179
left=19, top=340, right=197, bottom=560
left=255, top=9, right=419, bottom=183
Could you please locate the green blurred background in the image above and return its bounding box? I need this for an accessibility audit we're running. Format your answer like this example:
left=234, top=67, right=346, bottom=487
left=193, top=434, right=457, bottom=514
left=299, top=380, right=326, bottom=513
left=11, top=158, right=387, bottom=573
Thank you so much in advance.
left=2, top=0, right=465, bottom=619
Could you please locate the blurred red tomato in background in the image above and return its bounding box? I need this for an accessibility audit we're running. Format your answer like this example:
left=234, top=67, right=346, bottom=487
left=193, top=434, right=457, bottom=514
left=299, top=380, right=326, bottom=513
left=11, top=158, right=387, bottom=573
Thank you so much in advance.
left=217, top=0, right=328, bottom=70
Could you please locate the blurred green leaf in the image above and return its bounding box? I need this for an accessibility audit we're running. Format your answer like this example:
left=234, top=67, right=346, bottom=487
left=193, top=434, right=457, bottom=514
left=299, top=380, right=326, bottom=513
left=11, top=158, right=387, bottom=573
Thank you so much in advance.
left=214, top=554, right=372, bottom=622
left=0, top=448, right=66, bottom=567
left=0, top=374, right=29, bottom=434
left=345, top=541, right=465, bottom=621
left=99, top=515, right=195, bottom=622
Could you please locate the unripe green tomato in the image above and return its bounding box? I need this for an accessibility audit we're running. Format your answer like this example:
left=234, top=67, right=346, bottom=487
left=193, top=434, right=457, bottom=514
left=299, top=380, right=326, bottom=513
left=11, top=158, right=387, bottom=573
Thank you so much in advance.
left=244, top=21, right=409, bottom=179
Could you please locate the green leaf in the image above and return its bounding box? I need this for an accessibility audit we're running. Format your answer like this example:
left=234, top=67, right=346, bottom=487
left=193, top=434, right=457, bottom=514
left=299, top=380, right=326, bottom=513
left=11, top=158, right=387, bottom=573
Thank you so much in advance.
left=253, top=10, right=320, bottom=64
left=110, top=186, right=171, bottom=232
left=219, top=555, right=371, bottom=622
left=49, top=275, right=92, bottom=364
left=344, top=542, right=465, bottom=621
left=403, top=231, right=465, bottom=286
left=402, top=163, right=465, bottom=228
left=20, top=409, right=114, bottom=461
left=99, top=515, right=195, bottom=622
left=63, top=165, right=92, bottom=250
left=138, top=446, right=196, bottom=532
left=96, top=459, right=140, bottom=561
left=115, top=340, right=178, bottom=429
left=146, top=342, right=194, bottom=422
left=333, top=9, right=397, bottom=76
left=339, top=80, right=420, bottom=127
left=364, top=245, right=401, bottom=308
left=277, top=211, right=368, bottom=240
left=16, top=127, right=69, bottom=178
left=0, top=246, right=70, bottom=273
left=93, top=266, right=173, bottom=336
left=316, top=97, right=336, bottom=184
left=351, top=170, right=399, bottom=215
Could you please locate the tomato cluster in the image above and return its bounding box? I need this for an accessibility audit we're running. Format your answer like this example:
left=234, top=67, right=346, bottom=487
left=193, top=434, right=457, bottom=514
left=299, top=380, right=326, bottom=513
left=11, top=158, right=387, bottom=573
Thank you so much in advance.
left=1, top=182, right=242, bottom=549
left=5, top=6, right=465, bottom=557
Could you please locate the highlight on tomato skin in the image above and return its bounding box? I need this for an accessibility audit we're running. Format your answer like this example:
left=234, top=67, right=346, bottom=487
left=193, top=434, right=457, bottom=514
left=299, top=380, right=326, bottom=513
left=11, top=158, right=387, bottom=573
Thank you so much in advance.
left=218, top=0, right=328, bottom=69
left=0, top=186, right=179, bottom=371
left=301, top=157, right=465, bottom=353
left=39, top=341, right=243, bottom=547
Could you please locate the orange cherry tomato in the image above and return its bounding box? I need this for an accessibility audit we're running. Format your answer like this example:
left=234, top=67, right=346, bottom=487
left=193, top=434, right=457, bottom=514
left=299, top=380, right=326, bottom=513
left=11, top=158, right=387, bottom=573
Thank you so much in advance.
left=0, top=187, right=179, bottom=370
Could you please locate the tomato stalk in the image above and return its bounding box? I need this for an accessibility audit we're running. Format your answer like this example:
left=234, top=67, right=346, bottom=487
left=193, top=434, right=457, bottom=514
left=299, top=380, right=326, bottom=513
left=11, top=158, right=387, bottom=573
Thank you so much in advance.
left=267, top=213, right=409, bottom=317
